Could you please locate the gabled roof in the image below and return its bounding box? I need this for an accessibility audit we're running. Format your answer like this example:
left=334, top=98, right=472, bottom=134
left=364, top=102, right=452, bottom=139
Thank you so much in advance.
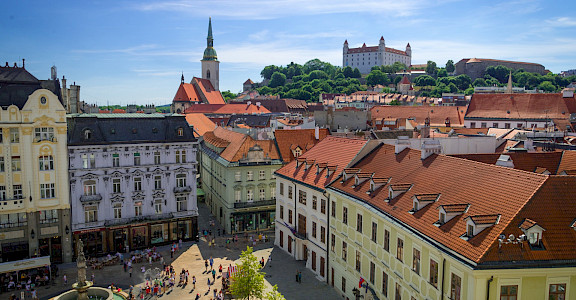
left=399, top=75, right=411, bottom=85
left=226, top=114, right=271, bottom=128
left=203, top=127, right=279, bottom=162
left=274, top=128, right=330, bottom=163
left=328, top=143, right=549, bottom=264
left=173, top=83, right=200, bottom=102
left=184, top=103, right=271, bottom=114
left=465, top=93, right=576, bottom=120
left=173, top=77, right=225, bottom=104
left=371, top=105, right=466, bottom=127
left=184, top=113, right=216, bottom=137
left=275, top=136, right=368, bottom=190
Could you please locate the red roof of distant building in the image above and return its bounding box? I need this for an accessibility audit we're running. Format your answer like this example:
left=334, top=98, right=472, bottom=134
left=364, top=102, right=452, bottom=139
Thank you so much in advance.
left=399, top=75, right=411, bottom=85
left=184, top=113, right=216, bottom=137
left=203, top=127, right=279, bottom=162
left=274, top=128, right=330, bottom=163
left=466, top=93, right=576, bottom=120
left=184, top=103, right=271, bottom=114
left=460, top=58, right=544, bottom=67
left=112, top=109, right=126, bottom=113
left=173, top=77, right=225, bottom=104
left=371, top=105, right=466, bottom=127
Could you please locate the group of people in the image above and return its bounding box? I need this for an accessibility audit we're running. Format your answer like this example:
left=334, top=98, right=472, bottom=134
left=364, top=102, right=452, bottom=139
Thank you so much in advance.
left=0, top=266, right=52, bottom=298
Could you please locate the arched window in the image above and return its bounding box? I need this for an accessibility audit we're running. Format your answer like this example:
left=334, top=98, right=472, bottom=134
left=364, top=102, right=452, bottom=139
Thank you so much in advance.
left=84, top=129, right=92, bottom=140
left=206, top=70, right=211, bottom=79
left=177, top=127, right=184, bottom=137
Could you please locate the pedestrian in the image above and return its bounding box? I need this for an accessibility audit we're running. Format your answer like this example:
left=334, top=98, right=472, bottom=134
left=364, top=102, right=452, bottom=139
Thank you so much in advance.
left=205, top=259, right=208, bottom=272
left=195, top=293, right=200, bottom=300
left=91, top=273, right=95, bottom=284
left=298, top=271, right=302, bottom=283
left=268, top=255, right=272, bottom=267
left=213, top=288, right=217, bottom=298
left=179, top=238, right=183, bottom=249
left=185, top=270, right=189, bottom=284
left=212, top=237, right=215, bottom=247
left=63, top=274, right=67, bottom=285
left=218, top=264, right=222, bottom=274
left=171, top=247, right=174, bottom=259
left=129, top=286, right=133, bottom=299
left=212, top=269, right=216, bottom=281
left=123, top=261, right=127, bottom=272
left=192, top=275, right=196, bottom=289
left=218, top=229, right=221, bottom=236
left=149, top=256, right=152, bottom=265
left=31, top=288, right=37, bottom=300
left=207, top=277, right=211, bottom=286
left=209, top=257, right=214, bottom=270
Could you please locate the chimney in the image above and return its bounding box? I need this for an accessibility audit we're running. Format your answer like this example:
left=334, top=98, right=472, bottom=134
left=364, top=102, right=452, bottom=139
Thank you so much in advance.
left=395, top=136, right=411, bottom=154
left=421, top=139, right=441, bottom=160
left=562, top=88, right=575, bottom=98
left=315, top=126, right=320, bottom=140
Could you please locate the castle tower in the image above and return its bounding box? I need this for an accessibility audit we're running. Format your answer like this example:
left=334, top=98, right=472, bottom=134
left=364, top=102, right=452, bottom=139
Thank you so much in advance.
left=379, top=36, right=386, bottom=51
left=405, top=43, right=411, bottom=57
left=343, top=40, right=349, bottom=66
left=201, top=17, right=220, bottom=91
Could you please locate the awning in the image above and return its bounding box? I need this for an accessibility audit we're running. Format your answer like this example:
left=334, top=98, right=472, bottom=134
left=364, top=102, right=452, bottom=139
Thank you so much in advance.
left=197, top=188, right=205, bottom=196
left=0, top=256, right=51, bottom=274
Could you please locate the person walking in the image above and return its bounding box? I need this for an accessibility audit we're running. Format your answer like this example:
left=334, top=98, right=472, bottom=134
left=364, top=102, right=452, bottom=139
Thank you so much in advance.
left=195, top=293, right=200, bottom=300
left=192, top=275, right=196, bottom=289
left=298, top=271, right=302, bottom=283
left=212, top=269, right=216, bottom=281
left=209, top=257, right=214, bottom=271
left=205, top=259, right=209, bottom=272
left=63, top=274, right=67, bottom=285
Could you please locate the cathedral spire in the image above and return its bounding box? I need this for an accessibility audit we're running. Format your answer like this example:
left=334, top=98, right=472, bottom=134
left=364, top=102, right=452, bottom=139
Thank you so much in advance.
left=202, top=17, right=218, bottom=61
left=207, top=17, right=213, bottom=47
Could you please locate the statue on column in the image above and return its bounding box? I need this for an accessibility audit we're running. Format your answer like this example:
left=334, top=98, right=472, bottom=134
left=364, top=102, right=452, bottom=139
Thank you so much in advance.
left=76, top=239, right=87, bottom=287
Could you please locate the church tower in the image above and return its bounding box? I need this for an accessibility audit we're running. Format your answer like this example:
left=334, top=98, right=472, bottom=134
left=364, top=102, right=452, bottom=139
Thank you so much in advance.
left=201, top=17, right=219, bottom=91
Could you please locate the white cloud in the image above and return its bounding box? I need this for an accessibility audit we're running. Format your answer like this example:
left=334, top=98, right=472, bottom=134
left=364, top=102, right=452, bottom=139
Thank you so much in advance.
left=546, top=17, right=576, bottom=27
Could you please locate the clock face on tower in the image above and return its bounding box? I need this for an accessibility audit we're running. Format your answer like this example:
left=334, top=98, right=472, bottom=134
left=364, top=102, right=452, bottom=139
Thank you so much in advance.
left=40, top=96, right=47, bottom=104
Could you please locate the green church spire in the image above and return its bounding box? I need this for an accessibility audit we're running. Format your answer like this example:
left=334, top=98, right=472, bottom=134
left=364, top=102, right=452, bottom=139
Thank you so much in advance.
left=202, top=17, right=218, bottom=61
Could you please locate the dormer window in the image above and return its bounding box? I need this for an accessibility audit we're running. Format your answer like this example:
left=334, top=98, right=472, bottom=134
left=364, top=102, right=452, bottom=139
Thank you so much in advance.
left=388, top=183, right=412, bottom=201
left=463, top=214, right=500, bottom=239
left=437, top=204, right=470, bottom=225
left=296, top=157, right=306, bottom=169
left=316, top=163, right=327, bottom=174
left=368, top=177, right=390, bottom=193
left=177, top=127, right=184, bottom=136
left=304, top=159, right=315, bottom=170
left=83, top=129, right=92, bottom=140
left=293, top=147, right=302, bottom=158
left=341, top=168, right=360, bottom=183
left=353, top=172, right=373, bottom=187
left=519, top=218, right=546, bottom=249
left=326, top=165, right=337, bottom=178
left=411, top=193, right=440, bottom=213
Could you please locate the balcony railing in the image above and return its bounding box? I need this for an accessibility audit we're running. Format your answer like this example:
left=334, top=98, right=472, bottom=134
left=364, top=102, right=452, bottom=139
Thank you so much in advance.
left=80, top=194, right=102, bottom=202
left=173, top=186, right=192, bottom=193
left=293, top=230, right=308, bottom=240
left=72, top=220, right=105, bottom=231
left=104, top=212, right=173, bottom=226
left=234, top=199, right=276, bottom=209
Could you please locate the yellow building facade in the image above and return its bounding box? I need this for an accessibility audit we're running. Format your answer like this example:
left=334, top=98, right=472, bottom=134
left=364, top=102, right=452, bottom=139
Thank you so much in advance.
left=0, top=88, right=71, bottom=263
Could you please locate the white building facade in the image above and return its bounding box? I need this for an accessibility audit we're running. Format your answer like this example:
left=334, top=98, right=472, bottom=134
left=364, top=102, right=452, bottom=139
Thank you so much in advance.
left=68, top=114, right=198, bottom=257
left=343, top=37, right=412, bottom=74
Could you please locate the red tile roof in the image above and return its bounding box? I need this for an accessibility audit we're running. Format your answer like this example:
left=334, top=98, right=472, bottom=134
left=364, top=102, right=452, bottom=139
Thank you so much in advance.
left=328, top=143, right=549, bottom=263
left=451, top=152, right=564, bottom=174
left=184, top=113, right=216, bottom=137
left=347, top=44, right=407, bottom=56
left=184, top=103, right=271, bottom=115
left=275, top=136, right=368, bottom=190
left=203, top=127, right=279, bottom=162
left=173, top=77, right=225, bottom=104
left=274, top=129, right=330, bottom=163
left=371, top=105, right=466, bottom=127
left=465, top=93, right=576, bottom=120
left=557, top=151, right=576, bottom=174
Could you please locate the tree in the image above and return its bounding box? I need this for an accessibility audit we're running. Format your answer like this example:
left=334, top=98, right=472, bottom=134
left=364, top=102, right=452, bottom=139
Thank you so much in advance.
left=366, top=70, right=389, bottom=86
left=472, top=78, right=487, bottom=87
left=446, top=60, right=455, bottom=73
left=454, top=74, right=472, bottom=91
left=229, top=246, right=267, bottom=300
left=538, top=81, right=557, bottom=92
left=265, top=285, right=286, bottom=300
left=437, top=68, right=448, bottom=78
left=221, top=90, right=237, bottom=101
left=308, top=70, right=329, bottom=80
left=425, top=61, right=437, bottom=75
left=414, top=75, right=436, bottom=87
left=485, top=65, right=511, bottom=83
left=269, top=72, right=286, bottom=88
left=342, top=66, right=354, bottom=78
left=352, top=68, right=361, bottom=78
left=261, top=65, right=279, bottom=80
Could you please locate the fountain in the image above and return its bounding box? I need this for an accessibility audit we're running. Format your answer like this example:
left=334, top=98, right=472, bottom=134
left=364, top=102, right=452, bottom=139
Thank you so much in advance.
left=52, top=240, right=117, bottom=300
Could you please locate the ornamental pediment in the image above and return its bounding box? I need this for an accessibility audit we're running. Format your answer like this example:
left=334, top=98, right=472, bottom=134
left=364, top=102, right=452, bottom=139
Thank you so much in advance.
left=152, top=168, right=164, bottom=175
left=132, top=169, right=144, bottom=176
left=110, top=194, right=124, bottom=203
left=110, top=171, right=123, bottom=178
left=80, top=173, right=99, bottom=180
left=153, top=190, right=165, bottom=198
left=132, top=192, right=145, bottom=200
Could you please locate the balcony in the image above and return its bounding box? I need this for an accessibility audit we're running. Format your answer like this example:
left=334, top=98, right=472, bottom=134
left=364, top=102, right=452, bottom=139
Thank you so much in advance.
left=173, top=186, right=192, bottom=193
left=104, top=212, right=174, bottom=226
left=293, top=230, right=309, bottom=240
left=234, top=199, right=276, bottom=209
left=0, top=198, right=25, bottom=211
left=34, top=136, right=57, bottom=143
left=72, top=220, right=105, bottom=231
left=80, top=194, right=102, bottom=202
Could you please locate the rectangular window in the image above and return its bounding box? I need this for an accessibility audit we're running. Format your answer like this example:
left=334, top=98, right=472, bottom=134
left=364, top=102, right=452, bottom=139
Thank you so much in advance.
left=331, top=201, right=336, bottom=217
left=517, top=123, right=523, bottom=128
left=13, top=185, right=22, bottom=199
left=82, top=154, right=95, bottom=168
left=259, top=188, right=265, bottom=200
left=549, top=283, right=566, bottom=300
left=312, top=222, right=317, bottom=238
left=321, top=199, right=326, bottom=214
left=342, top=277, right=346, bottom=293
left=355, top=250, right=361, bottom=272
left=371, top=222, right=377, bottom=242
left=397, top=238, right=404, bottom=262
left=298, top=190, right=307, bottom=205
left=84, top=206, right=98, bottom=223
left=134, top=177, right=142, bottom=191
left=0, top=157, right=4, bottom=172
left=176, top=174, right=187, bottom=187
left=356, top=213, right=363, bottom=233
left=40, top=183, right=56, bottom=199
left=481, top=122, right=487, bottom=128
left=280, top=205, right=284, bottom=220
left=343, top=207, right=348, bottom=225
left=369, top=262, right=375, bottom=284
left=280, top=230, right=284, bottom=248
left=235, top=171, right=242, bottom=182
left=395, top=283, right=402, bottom=300
left=112, top=154, right=120, bottom=167
left=247, top=189, right=254, bottom=202
left=83, top=181, right=96, bottom=196
left=154, top=151, right=161, bottom=164
left=133, top=153, right=141, bottom=166
left=10, top=128, right=19, bottom=143
left=467, top=224, right=474, bottom=237
left=154, top=176, right=162, bottom=189
left=493, top=122, right=499, bottom=128
left=34, top=127, right=54, bottom=141
left=430, top=259, right=439, bottom=288
left=134, top=201, right=143, bottom=216
left=39, top=156, right=54, bottom=171
left=342, top=241, right=347, bottom=261
left=504, top=123, right=511, bottom=129
left=382, top=271, right=388, bottom=297
left=112, top=178, right=121, bottom=193
left=320, top=226, right=326, bottom=243
left=451, top=273, right=461, bottom=300
left=246, top=171, right=253, bottom=181
left=279, top=182, right=284, bottom=195
left=259, top=170, right=266, bottom=180
left=500, top=285, right=518, bottom=300
left=235, top=190, right=241, bottom=202
left=331, top=234, right=335, bottom=252
left=470, top=122, right=476, bottom=128
left=11, top=157, right=21, bottom=171
left=288, top=186, right=293, bottom=199
left=312, top=196, right=317, bottom=210
left=0, top=186, right=6, bottom=200
left=154, top=200, right=162, bottom=214
left=39, top=209, right=59, bottom=224
left=288, top=209, right=293, bottom=224
left=113, top=203, right=122, bottom=219
left=271, top=186, right=276, bottom=200
left=412, top=248, right=421, bottom=274
left=176, top=196, right=187, bottom=211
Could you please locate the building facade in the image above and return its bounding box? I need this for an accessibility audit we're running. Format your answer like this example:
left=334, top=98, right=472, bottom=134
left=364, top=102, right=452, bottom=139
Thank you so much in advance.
left=274, top=137, right=370, bottom=281
left=343, top=37, right=411, bottom=74
left=326, top=142, right=576, bottom=300
left=200, top=127, right=281, bottom=234
left=68, top=114, right=198, bottom=257
left=0, top=64, right=72, bottom=263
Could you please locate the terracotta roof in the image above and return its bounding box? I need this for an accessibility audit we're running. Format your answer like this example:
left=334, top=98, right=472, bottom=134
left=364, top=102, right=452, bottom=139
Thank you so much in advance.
left=557, top=151, right=576, bottom=174
left=275, top=136, right=368, bottom=190
left=184, top=113, right=216, bottom=137
left=347, top=44, right=408, bottom=56
left=244, top=79, right=254, bottom=85
left=440, top=204, right=470, bottom=214
left=451, top=152, right=564, bottom=174
left=518, top=218, right=538, bottom=230
left=184, top=103, right=271, bottom=114
left=465, top=93, right=576, bottom=120
left=371, top=105, right=466, bottom=127
left=328, top=143, right=549, bottom=263
left=399, top=75, right=411, bottom=85
left=274, top=129, right=330, bottom=163
left=467, top=214, right=500, bottom=225
left=173, top=77, right=225, bottom=104
left=203, top=127, right=280, bottom=162
left=112, top=109, right=126, bottom=113
left=173, top=83, right=200, bottom=102
left=414, top=193, right=440, bottom=202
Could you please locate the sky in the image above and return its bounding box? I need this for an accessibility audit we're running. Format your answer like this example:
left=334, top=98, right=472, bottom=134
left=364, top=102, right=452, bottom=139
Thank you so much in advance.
left=1, top=0, right=575, bottom=105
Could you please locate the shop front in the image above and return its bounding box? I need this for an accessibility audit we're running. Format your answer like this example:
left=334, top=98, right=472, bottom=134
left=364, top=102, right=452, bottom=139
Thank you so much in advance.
left=1, top=242, right=29, bottom=262
left=73, top=228, right=105, bottom=257
left=38, top=236, right=63, bottom=264
left=131, top=226, right=148, bottom=250
left=108, top=227, right=129, bottom=253
left=231, top=210, right=275, bottom=233
left=150, top=223, right=169, bottom=245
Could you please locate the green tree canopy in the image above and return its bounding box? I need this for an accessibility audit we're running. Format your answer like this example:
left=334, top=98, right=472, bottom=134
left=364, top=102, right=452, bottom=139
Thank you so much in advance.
left=261, top=65, right=279, bottom=80
left=437, top=68, right=448, bottom=78
left=472, top=78, right=487, bottom=87
left=538, top=81, right=557, bottom=92
left=352, top=68, right=362, bottom=78
left=269, top=72, right=287, bottom=88
left=229, top=246, right=267, bottom=300
left=221, top=90, right=237, bottom=101
left=366, top=70, right=390, bottom=86
left=265, top=285, right=286, bottom=300
left=446, top=60, right=455, bottom=73
left=414, top=75, right=436, bottom=87
left=454, top=74, right=472, bottom=91
left=426, top=61, right=437, bottom=75
left=342, top=66, right=354, bottom=78
left=485, top=65, right=511, bottom=83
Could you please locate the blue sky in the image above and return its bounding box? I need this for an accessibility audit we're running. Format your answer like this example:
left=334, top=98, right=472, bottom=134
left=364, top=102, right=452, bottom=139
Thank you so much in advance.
left=1, top=0, right=575, bottom=105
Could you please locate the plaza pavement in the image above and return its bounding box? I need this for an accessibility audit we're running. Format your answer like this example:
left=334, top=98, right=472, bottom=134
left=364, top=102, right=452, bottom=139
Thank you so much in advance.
left=28, top=202, right=340, bottom=300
